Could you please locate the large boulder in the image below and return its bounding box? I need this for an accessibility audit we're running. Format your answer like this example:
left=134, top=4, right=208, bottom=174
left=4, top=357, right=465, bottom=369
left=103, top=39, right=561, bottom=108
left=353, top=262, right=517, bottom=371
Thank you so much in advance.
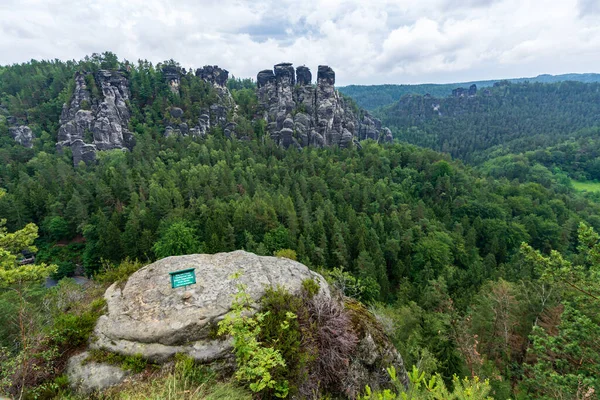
left=91, top=251, right=329, bottom=363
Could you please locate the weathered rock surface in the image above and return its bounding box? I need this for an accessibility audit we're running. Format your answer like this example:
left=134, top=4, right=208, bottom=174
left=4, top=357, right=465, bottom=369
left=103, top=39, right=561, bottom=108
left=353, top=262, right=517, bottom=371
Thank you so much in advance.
left=57, top=70, right=135, bottom=165
left=257, top=63, right=393, bottom=148
left=91, top=251, right=330, bottom=363
left=67, top=351, right=129, bottom=394
left=8, top=125, right=33, bottom=148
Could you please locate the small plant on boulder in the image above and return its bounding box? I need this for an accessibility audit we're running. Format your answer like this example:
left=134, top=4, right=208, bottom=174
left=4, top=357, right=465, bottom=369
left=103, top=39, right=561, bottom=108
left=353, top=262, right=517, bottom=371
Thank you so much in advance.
left=218, top=273, right=289, bottom=398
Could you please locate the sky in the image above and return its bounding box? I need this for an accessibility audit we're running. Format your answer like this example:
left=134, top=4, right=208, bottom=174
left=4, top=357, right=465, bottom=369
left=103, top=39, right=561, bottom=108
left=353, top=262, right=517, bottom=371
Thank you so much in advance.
left=1, top=0, right=599, bottom=86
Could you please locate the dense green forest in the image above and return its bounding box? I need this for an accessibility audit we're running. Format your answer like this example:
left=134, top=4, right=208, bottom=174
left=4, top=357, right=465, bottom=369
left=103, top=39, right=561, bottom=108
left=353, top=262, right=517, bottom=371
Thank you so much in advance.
left=377, top=81, right=600, bottom=167
left=2, top=53, right=600, bottom=399
left=339, top=73, right=600, bottom=110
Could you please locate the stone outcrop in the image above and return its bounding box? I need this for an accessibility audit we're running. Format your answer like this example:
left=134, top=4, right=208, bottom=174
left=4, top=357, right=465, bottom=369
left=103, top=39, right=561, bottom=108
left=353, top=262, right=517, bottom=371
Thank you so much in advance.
left=257, top=63, right=392, bottom=148
left=75, top=250, right=408, bottom=397
left=163, top=65, right=236, bottom=138
left=67, top=352, right=129, bottom=394
left=162, top=65, right=181, bottom=94
left=91, top=251, right=330, bottom=363
left=196, top=65, right=229, bottom=88
left=452, top=84, right=477, bottom=98
left=57, top=70, right=135, bottom=165
left=8, top=125, right=33, bottom=148
left=2, top=102, right=34, bottom=148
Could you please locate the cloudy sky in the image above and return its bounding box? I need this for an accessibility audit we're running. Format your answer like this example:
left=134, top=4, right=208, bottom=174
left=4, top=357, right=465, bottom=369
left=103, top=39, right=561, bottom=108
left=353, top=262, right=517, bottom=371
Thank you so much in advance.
left=1, top=0, right=599, bottom=85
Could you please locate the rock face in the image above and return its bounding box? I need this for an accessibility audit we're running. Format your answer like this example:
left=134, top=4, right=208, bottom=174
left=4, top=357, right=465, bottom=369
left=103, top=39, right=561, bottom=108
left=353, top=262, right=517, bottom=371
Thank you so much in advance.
left=257, top=63, right=392, bottom=148
left=8, top=125, right=33, bottom=148
left=163, top=65, right=236, bottom=138
left=67, top=351, right=129, bottom=394
left=91, top=251, right=330, bottom=363
left=57, top=70, right=135, bottom=165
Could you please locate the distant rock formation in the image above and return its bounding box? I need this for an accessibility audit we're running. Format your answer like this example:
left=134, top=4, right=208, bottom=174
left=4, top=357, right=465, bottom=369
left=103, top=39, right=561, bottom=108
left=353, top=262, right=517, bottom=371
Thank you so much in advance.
left=56, top=70, right=135, bottom=165
left=162, top=65, right=181, bottom=94
left=452, top=84, right=477, bottom=98
left=257, top=63, right=392, bottom=148
left=8, top=125, right=33, bottom=148
left=162, top=65, right=236, bottom=138
left=2, top=103, right=34, bottom=148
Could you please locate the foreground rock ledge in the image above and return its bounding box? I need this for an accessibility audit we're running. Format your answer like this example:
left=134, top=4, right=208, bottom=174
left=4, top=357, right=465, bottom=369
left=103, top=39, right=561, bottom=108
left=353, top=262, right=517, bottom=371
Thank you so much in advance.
left=91, top=250, right=330, bottom=362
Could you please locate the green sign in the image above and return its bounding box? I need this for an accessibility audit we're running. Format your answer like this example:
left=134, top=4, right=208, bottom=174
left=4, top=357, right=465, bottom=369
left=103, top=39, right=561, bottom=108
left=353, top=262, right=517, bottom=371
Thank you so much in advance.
left=169, top=268, right=196, bottom=289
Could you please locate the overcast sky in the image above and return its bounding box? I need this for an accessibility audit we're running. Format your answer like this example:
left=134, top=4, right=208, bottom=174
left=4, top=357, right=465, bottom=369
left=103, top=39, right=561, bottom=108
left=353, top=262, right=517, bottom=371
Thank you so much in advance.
left=1, top=0, right=599, bottom=85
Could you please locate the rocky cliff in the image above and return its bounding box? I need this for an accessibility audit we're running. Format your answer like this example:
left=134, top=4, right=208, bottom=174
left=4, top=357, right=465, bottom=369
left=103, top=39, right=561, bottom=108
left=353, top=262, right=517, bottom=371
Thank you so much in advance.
left=257, top=63, right=392, bottom=148
left=162, top=65, right=237, bottom=138
left=56, top=70, right=135, bottom=165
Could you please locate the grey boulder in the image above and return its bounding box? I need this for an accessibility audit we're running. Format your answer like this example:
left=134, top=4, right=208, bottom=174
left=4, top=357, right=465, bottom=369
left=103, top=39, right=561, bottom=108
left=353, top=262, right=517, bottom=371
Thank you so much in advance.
left=91, top=250, right=330, bottom=363
left=67, top=351, right=129, bottom=394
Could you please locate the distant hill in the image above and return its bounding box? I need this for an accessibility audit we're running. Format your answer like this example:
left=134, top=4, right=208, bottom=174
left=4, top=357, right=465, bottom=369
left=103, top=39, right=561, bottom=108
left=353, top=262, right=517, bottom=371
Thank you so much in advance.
left=377, top=80, right=600, bottom=165
left=338, top=73, right=600, bottom=110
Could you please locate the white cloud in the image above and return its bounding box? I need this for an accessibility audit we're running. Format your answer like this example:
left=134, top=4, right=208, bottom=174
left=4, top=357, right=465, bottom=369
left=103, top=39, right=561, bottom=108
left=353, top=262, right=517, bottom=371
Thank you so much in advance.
left=0, top=0, right=599, bottom=85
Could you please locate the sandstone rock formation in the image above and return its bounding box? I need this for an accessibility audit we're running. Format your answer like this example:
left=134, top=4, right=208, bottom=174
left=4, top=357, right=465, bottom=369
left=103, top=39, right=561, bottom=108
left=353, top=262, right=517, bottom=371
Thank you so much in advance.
left=74, top=250, right=408, bottom=397
left=452, top=84, right=477, bottom=98
left=162, top=65, right=236, bottom=138
left=257, top=63, right=393, bottom=148
left=162, top=65, right=181, bottom=94
left=91, top=251, right=330, bottom=363
left=8, top=125, right=33, bottom=148
left=56, top=70, right=135, bottom=165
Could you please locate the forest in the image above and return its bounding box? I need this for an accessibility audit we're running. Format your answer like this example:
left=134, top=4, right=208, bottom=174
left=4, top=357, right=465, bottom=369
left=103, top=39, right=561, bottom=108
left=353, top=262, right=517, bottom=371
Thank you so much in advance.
left=1, top=53, right=600, bottom=399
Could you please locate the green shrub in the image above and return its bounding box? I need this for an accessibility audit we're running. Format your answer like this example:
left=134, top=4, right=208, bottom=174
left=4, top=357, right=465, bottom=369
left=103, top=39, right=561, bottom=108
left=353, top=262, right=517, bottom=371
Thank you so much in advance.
left=359, top=366, right=493, bottom=400
left=49, top=307, right=101, bottom=346
left=273, top=248, right=297, bottom=260
left=301, top=278, right=320, bottom=299
left=218, top=275, right=289, bottom=397
left=25, top=374, right=71, bottom=399
left=324, top=267, right=380, bottom=302
left=52, top=260, right=76, bottom=280
left=122, top=354, right=149, bottom=373
left=95, top=258, right=143, bottom=284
